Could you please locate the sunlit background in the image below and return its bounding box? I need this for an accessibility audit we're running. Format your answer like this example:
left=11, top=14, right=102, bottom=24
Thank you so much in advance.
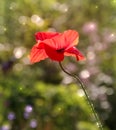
left=0, top=0, right=116, bottom=130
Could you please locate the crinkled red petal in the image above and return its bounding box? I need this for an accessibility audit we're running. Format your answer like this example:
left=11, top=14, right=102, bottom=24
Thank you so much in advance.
left=35, top=32, right=60, bottom=41
left=63, top=30, right=79, bottom=48
left=43, top=34, right=64, bottom=49
left=43, top=30, right=79, bottom=50
left=44, top=44, right=64, bottom=61
left=30, top=43, right=48, bottom=63
left=65, top=47, right=85, bottom=61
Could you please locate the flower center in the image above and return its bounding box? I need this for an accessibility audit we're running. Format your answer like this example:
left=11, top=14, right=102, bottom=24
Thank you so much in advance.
left=56, top=48, right=64, bottom=53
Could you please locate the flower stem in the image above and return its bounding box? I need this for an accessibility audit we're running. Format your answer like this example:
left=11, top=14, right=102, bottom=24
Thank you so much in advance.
left=59, top=62, right=103, bottom=130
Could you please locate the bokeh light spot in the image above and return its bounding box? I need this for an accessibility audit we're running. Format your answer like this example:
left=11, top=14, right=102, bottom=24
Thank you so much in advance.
left=77, top=89, right=85, bottom=97
left=80, top=70, right=90, bottom=79
left=101, top=101, right=110, bottom=109
left=1, top=124, right=10, bottom=130
left=8, top=112, right=15, bottom=120
left=87, top=51, right=96, bottom=60
left=30, top=119, right=37, bottom=128
left=25, top=105, right=33, bottom=113
left=9, top=2, right=17, bottom=10
left=0, top=26, right=7, bottom=34
left=31, top=15, right=44, bottom=26
left=18, top=16, right=27, bottom=25
left=82, top=22, right=97, bottom=34
left=53, top=2, right=68, bottom=12
left=13, top=47, right=26, bottom=59
left=106, top=88, right=114, bottom=95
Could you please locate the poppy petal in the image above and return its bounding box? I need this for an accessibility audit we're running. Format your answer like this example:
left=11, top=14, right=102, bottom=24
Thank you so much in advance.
left=43, top=34, right=65, bottom=50
left=35, top=32, right=60, bottom=41
left=43, top=30, right=79, bottom=50
left=44, top=44, right=64, bottom=61
left=65, top=47, right=85, bottom=61
left=63, top=30, right=79, bottom=48
left=30, top=43, right=48, bottom=63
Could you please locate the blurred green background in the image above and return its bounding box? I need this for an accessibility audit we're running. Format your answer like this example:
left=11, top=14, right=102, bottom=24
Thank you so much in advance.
left=0, top=0, right=116, bottom=130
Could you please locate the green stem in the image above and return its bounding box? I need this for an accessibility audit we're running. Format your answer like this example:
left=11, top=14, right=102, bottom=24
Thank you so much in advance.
left=59, top=62, right=103, bottom=130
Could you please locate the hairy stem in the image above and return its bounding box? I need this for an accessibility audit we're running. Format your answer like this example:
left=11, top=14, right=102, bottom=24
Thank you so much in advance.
left=59, top=62, right=103, bottom=130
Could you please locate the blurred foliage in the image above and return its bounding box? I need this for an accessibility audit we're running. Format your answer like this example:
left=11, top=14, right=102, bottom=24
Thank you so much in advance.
left=0, top=0, right=116, bottom=130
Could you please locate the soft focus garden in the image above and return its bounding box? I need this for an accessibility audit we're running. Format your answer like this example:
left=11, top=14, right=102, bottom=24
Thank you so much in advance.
left=0, top=0, right=116, bottom=130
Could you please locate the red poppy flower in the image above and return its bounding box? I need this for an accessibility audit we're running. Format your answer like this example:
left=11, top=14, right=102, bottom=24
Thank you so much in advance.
left=30, top=30, right=85, bottom=63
